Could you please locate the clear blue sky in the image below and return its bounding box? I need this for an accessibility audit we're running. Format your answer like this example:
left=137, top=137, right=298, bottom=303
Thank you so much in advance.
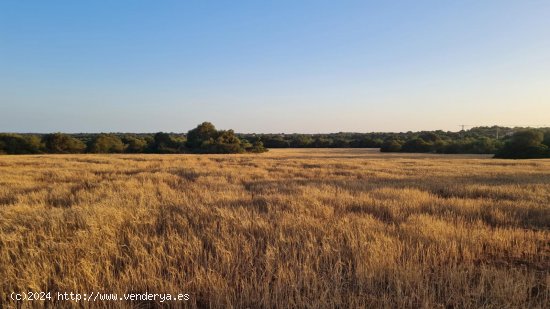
left=1, top=1, right=549, bottom=133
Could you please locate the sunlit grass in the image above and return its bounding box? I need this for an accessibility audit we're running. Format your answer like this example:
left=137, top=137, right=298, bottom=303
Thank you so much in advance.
left=1, top=149, right=549, bottom=308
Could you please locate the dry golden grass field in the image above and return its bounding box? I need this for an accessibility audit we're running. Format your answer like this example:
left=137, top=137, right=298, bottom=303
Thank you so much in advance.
left=1, top=149, right=549, bottom=308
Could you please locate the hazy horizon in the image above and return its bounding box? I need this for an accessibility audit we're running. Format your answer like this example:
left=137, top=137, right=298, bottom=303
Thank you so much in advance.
left=1, top=1, right=549, bottom=133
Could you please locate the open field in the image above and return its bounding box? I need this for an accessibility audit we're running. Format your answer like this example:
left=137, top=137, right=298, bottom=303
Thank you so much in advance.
left=1, top=149, right=549, bottom=308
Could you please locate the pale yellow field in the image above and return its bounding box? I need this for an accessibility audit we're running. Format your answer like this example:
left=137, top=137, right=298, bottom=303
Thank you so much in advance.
left=1, top=149, right=549, bottom=308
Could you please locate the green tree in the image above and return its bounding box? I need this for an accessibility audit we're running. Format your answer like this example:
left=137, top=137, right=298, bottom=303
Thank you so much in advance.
left=290, top=135, right=313, bottom=148
left=543, top=131, right=550, bottom=148
left=312, top=137, right=332, bottom=148
left=495, top=129, right=549, bottom=159
left=240, top=139, right=253, bottom=151
left=380, top=139, right=403, bottom=152
left=212, top=130, right=244, bottom=153
left=88, top=134, right=125, bottom=153
left=263, top=136, right=290, bottom=148
left=419, top=132, right=441, bottom=143
left=122, top=136, right=148, bottom=153
left=185, top=122, right=266, bottom=153
left=42, top=133, right=86, bottom=154
left=186, top=122, right=217, bottom=149
left=149, top=132, right=182, bottom=153
left=401, top=138, right=433, bottom=153
left=0, top=134, right=43, bottom=154
left=330, top=138, right=349, bottom=148
left=471, top=137, right=501, bottom=154
left=350, top=137, right=382, bottom=148
left=250, top=140, right=267, bottom=153
left=240, top=136, right=268, bottom=153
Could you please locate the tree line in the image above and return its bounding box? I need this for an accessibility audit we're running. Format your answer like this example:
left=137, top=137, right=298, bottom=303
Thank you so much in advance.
left=245, top=126, right=550, bottom=159
left=1, top=124, right=549, bottom=159
left=378, top=129, right=550, bottom=159
left=0, top=122, right=266, bottom=155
